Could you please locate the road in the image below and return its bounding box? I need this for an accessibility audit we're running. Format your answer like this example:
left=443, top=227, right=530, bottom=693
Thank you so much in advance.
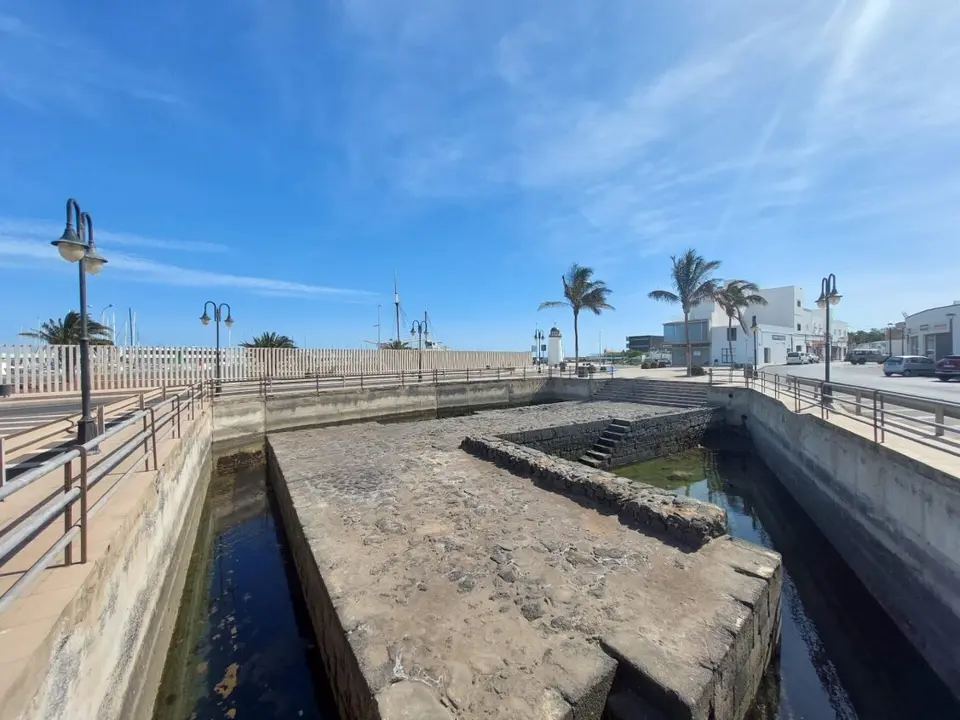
left=761, top=362, right=960, bottom=404
left=0, top=391, right=141, bottom=436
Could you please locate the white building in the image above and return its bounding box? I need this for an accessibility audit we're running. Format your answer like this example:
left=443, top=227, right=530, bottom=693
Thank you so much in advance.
left=546, top=326, right=564, bottom=366
left=904, top=301, right=960, bottom=359
left=662, top=285, right=849, bottom=368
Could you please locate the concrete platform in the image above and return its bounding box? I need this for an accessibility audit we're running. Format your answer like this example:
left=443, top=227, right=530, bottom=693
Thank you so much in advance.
left=267, top=402, right=782, bottom=720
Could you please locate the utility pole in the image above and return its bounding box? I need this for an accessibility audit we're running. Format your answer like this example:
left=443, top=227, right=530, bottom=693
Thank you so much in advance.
left=128, top=307, right=134, bottom=346
left=394, top=273, right=401, bottom=343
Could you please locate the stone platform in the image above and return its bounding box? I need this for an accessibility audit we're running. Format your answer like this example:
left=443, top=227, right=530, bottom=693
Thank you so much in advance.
left=267, top=402, right=782, bottom=720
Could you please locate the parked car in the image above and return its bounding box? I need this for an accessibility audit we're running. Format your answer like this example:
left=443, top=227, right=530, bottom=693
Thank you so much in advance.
left=786, top=352, right=804, bottom=365
left=807, top=354, right=821, bottom=363
left=883, top=355, right=936, bottom=377
left=935, top=355, right=960, bottom=382
left=848, top=349, right=887, bottom=365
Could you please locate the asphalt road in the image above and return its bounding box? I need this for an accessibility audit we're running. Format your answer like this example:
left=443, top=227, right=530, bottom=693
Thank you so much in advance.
left=0, top=391, right=139, bottom=435
left=761, top=362, right=960, bottom=404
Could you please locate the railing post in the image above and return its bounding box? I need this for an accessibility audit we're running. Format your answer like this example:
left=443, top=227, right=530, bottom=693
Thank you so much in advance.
left=936, top=405, right=945, bottom=438
left=873, top=391, right=879, bottom=442
left=879, top=396, right=886, bottom=442
left=97, top=405, right=105, bottom=435
left=466, top=369, right=469, bottom=383
left=148, top=407, right=159, bottom=470
left=360, top=371, right=364, bottom=390
left=162, top=384, right=167, bottom=402
left=0, top=436, right=5, bottom=489
left=855, top=390, right=862, bottom=416
left=79, top=447, right=88, bottom=563
left=63, top=459, right=73, bottom=565
left=139, top=392, right=145, bottom=412
left=497, top=367, right=501, bottom=380
left=400, top=370, right=405, bottom=387
left=175, top=395, right=182, bottom=439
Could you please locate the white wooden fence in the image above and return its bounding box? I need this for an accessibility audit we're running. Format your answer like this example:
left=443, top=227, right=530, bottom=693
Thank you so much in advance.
left=0, top=345, right=532, bottom=395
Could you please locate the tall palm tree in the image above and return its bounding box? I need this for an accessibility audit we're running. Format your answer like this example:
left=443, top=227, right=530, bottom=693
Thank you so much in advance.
left=648, top=249, right=722, bottom=376
left=20, top=311, right=113, bottom=345
left=715, top=280, right=767, bottom=367
left=381, top=339, right=411, bottom=350
left=240, top=332, right=297, bottom=348
left=539, top=263, right=614, bottom=369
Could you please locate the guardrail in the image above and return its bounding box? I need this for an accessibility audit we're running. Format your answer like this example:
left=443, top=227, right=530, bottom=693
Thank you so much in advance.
left=207, top=365, right=596, bottom=400
left=754, top=371, right=960, bottom=457
left=0, top=382, right=205, bottom=616
left=0, top=390, right=168, bottom=489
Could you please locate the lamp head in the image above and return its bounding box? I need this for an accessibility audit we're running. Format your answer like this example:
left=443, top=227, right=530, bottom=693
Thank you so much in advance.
left=200, top=312, right=211, bottom=326
left=224, top=315, right=234, bottom=328
left=816, top=294, right=827, bottom=309
left=84, top=247, right=107, bottom=275
left=828, top=292, right=842, bottom=306
left=52, top=225, right=86, bottom=262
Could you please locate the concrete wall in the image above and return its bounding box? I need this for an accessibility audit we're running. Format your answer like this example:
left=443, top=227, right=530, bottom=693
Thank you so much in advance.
left=4, top=413, right=213, bottom=720
left=709, top=386, right=960, bottom=697
left=211, top=377, right=607, bottom=452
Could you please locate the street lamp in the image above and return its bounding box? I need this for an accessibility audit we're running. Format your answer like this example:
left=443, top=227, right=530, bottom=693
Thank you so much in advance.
left=751, top=316, right=760, bottom=371
left=816, top=274, right=842, bottom=401
left=533, top=328, right=545, bottom=369
left=52, top=199, right=108, bottom=444
left=200, top=301, right=234, bottom=391
left=411, top=316, right=429, bottom=381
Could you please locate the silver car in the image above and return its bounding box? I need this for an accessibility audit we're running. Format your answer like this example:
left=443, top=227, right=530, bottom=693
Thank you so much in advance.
left=883, top=355, right=936, bottom=377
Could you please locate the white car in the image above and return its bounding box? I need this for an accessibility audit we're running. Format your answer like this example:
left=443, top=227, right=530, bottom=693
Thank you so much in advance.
left=786, top=352, right=804, bottom=365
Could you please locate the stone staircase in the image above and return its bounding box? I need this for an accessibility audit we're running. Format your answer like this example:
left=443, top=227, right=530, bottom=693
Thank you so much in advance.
left=592, top=378, right=709, bottom=408
left=579, top=418, right=631, bottom=468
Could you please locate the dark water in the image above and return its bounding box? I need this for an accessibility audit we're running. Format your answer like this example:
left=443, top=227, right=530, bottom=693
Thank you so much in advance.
left=614, top=437, right=960, bottom=720
left=153, top=468, right=338, bottom=720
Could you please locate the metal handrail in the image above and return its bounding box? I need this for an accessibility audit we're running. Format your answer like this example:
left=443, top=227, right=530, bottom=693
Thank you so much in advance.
left=753, top=371, right=960, bottom=457
left=0, top=381, right=204, bottom=616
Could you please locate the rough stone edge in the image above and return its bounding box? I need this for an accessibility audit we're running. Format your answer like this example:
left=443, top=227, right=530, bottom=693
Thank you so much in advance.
left=459, top=435, right=727, bottom=550
left=266, top=439, right=382, bottom=720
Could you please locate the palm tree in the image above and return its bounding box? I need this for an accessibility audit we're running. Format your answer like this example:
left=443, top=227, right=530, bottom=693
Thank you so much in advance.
left=715, top=280, right=767, bottom=368
left=20, top=311, right=113, bottom=345
left=648, top=250, right=722, bottom=376
left=240, top=332, right=296, bottom=349
left=381, top=340, right=411, bottom=350
left=539, top=263, right=614, bottom=370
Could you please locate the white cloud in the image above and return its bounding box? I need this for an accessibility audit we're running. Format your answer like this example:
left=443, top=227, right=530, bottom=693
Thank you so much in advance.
left=0, top=218, right=228, bottom=254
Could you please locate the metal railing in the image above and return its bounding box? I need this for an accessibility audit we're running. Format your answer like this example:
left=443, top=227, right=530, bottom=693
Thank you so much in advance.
left=0, top=382, right=205, bottom=616
left=206, top=365, right=601, bottom=400
left=753, top=371, right=960, bottom=457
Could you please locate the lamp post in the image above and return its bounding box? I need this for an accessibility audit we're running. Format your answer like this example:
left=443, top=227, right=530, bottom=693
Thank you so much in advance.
left=887, top=323, right=894, bottom=356
left=816, top=274, right=842, bottom=401
left=52, top=199, right=108, bottom=444
left=200, top=302, right=234, bottom=392
left=533, top=328, right=545, bottom=368
left=751, top=316, right=760, bottom=371
left=411, top=314, right=429, bottom=382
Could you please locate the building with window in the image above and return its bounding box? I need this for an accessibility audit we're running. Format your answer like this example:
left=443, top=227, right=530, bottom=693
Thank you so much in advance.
left=904, top=302, right=960, bottom=359
left=661, top=285, right=849, bottom=367
left=625, top=335, right=663, bottom=352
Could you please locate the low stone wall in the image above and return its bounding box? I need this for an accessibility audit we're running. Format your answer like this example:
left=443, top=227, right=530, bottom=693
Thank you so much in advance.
left=460, top=435, right=727, bottom=549
left=608, top=407, right=724, bottom=467
left=3, top=413, right=213, bottom=720
left=499, top=419, right=610, bottom=460
left=709, top=386, right=960, bottom=698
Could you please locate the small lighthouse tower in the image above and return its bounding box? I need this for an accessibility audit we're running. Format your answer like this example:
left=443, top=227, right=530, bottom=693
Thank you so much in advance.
left=547, top=326, right=564, bottom=366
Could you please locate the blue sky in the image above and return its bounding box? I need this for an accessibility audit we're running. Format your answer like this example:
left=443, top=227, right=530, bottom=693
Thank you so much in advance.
left=1, top=0, right=958, bottom=351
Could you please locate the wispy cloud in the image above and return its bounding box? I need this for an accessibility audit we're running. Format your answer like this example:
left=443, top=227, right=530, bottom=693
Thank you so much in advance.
left=0, top=11, right=185, bottom=115
left=0, top=229, right=376, bottom=301
left=0, top=219, right=228, bottom=254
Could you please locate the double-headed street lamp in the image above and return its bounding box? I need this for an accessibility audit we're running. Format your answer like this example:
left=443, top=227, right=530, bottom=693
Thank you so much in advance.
left=411, top=316, right=429, bottom=382
left=200, top=302, right=234, bottom=390
left=816, top=274, right=842, bottom=401
left=533, top=328, right=545, bottom=368
left=52, top=199, right=108, bottom=444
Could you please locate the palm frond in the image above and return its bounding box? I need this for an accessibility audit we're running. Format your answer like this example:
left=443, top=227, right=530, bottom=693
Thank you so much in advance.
left=538, top=300, right=569, bottom=311
left=647, top=289, right=680, bottom=304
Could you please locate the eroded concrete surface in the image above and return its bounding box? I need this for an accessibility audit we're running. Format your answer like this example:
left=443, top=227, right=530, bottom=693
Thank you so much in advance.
left=268, top=401, right=782, bottom=720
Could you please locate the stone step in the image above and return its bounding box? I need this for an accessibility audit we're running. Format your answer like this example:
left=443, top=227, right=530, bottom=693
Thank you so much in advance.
left=595, top=438, right=617, bottom=451
left=609, top=419, right=632, bottom=429
left=584, top=449, right=610, bottom=461
left=579, top=455, right=602, bottom=468
left=600, top=432, right=624, bottom=443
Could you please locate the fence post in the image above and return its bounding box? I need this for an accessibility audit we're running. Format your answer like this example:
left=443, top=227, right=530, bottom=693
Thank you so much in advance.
left=935, top=405, right=945, bottom=438
left=63, top=459, right=73, bottom=565
left=879, top=396, right=885, bottom=442
left=97, top=405, right=105, bottom=436
left=854, top=390, right=862, bottom=416
left=0, top=436, right=5, bottom=489
left=873, top=391, right=879, bottom=442
left=148, top=407, right=159, bottom=470
left=79, top=447, right=88, bottom=563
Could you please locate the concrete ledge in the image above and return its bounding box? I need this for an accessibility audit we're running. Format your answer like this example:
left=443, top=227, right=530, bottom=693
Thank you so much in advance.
left=460, top=435, right=727, bottom=550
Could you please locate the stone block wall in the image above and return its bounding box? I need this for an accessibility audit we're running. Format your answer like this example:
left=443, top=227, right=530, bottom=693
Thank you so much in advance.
left=499, top=419, right=610, bottom=460
left=460, top=435, right=728, bottom=549
left=609, top=408, right=724, bottom=467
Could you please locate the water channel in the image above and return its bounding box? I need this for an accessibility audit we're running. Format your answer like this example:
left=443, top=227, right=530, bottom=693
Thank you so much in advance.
left=613, top=436, right=960, bottom=720
left=153, top=468, right=338, bottom=720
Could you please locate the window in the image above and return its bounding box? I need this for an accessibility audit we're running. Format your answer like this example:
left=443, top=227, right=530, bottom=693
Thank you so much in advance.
left=764, top=347, right=771, bottom=363
left=727, top=327, right=737, bottom=341
left=797, top=323, right=802, bottom=331
left=797, top=300, right=801, bottom=308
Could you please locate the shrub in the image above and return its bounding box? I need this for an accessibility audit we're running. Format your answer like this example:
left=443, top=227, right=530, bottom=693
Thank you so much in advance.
left=641, top=361, right=651, bottom=369
left=690, top=365, right=707, bottom=377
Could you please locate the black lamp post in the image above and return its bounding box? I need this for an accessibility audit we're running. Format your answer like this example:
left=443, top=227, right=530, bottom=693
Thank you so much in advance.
left=52, top=199, right=108, bottom=444
left=816, top=274, right=842, bottom=400
left=751, top=316, right=759, bottom=371
left=411, top=317, right=429, bottom=382
left=534, top=328, right=545, bottom=367
left=200, top=302, right=234, bottom=391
